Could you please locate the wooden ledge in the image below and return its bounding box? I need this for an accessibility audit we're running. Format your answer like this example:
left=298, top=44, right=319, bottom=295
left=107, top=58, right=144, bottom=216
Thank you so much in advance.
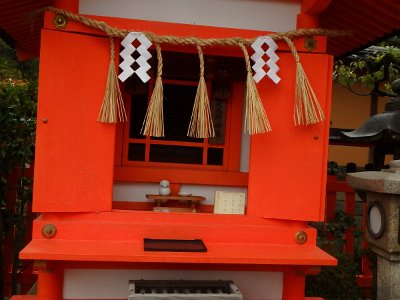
left=20, top=239, right=336, bottom=266
left=21, top=212, right=335, bottom=267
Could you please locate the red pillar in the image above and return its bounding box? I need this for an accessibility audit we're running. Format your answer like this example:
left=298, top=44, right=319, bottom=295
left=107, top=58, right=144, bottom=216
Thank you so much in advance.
left=282, top=270, right=306, bottom=300
left=297, top=0, right=332, bottom=28
left=53, top=0, right=79, bottom=12
left=36, top=262, right=63, bottom=300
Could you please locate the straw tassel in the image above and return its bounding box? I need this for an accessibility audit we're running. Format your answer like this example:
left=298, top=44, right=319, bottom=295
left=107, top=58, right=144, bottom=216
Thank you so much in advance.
left=187, top=45, right=215, bottom=138
left=141, top=43, right=164, bottom=137
left=97, top=37, right=127, bottom=123
left=283, top=37, right=324, bottom=126
left=239, top=43, right=271, bottom=134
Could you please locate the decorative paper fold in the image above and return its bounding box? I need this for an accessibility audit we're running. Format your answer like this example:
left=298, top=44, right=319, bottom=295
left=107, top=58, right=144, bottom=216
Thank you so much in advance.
left=118, top=32, right=152, bottom=83
left=251, top=36, right=280, bottom=84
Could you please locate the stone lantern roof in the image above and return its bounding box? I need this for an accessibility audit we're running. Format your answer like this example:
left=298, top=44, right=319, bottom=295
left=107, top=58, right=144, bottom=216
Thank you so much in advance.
left=340, top=79, right=400, bottom=169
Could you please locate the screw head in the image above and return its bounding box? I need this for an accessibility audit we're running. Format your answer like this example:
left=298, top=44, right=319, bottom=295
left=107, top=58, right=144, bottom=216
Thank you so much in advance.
left=304, top=37, right=317, bottom=51
left=52, top=14, right=68, bottom=29
left=42, top=224, right=57, bottom=239
left=42, top=118, right=48, bottom=124
left=295, top=231, right=308, bottom=244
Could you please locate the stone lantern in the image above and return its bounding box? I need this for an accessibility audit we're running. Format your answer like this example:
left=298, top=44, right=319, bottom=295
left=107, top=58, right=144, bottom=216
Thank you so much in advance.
left=348, top=160, right=400, bottom=300
left=341, top=79, right=400, bottom=170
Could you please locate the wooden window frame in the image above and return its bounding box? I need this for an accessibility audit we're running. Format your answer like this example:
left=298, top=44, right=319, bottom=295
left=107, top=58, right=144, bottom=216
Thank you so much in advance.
left=122, top=79, right=230, bottom=170
left=114, top=67, right=248, bottom=187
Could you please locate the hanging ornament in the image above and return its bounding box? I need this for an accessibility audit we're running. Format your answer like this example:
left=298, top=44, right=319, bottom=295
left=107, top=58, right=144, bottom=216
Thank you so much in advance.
left=141, top=43, right=165, bottom=137
left=97, top=37, right=127, bottom=123
left=187, top=45, right=215, bottom=138
left=118, top=32, right=152, bottom=83
left=283, top=37, right=325, bottom=126
left=251, top=36, right=280, bottom=84
left=239, top=43, right=271, bottom=134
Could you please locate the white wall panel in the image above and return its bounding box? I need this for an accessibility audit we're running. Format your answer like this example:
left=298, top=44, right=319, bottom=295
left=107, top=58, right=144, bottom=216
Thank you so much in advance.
left=79, top=0, right=300, bottom=31
left=64, top=269, right=283, bottom=300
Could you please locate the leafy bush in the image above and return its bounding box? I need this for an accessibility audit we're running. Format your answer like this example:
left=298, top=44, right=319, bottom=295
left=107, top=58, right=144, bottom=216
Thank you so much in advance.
left=0, top=79, right=37, bottom=173
left=306, top=210, right=363, bottom=299
left=0, top=38, right=38, bottom=297
left=333, top=44, right=400, bottom=96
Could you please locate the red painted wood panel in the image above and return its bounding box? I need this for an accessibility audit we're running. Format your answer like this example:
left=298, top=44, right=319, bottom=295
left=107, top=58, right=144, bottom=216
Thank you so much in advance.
left=247, top=52, right=332, bottom=221
left=20, top=211, right=336, bottom=265
left=33, top=30, right=115, bottom=212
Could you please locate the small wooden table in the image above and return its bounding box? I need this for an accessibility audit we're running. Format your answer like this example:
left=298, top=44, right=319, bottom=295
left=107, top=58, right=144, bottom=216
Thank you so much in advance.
left=146, top=194, right=206, bottom=212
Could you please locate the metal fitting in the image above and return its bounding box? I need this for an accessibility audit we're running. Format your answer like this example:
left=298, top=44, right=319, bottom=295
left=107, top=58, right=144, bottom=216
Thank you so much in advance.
left=52, top=14, right=68, bottom=29
left=304, top=37, right=317, bottom=51
left=295, top=231, right=308, bottom=244
left=42, top=223, right=57, bottom=239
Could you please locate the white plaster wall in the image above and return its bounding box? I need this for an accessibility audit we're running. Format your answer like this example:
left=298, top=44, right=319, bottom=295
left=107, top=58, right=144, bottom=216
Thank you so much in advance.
left=79, top=0, right=300, bottom=32
left=113, top=182, right=247, bottom=205
left=241, top=85, right=251, bottom=172
left=241, top=132, right=251, bottom=172
left=64, top=269, right=283, bottom=300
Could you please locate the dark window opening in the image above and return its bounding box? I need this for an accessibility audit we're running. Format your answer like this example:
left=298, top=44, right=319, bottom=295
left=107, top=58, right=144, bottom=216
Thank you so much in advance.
left=150, top=145, right=203, bottom=164
left=207, top=148, right=224, bottom=166
left=123, top=51, right=245, bottom=168
left=128, top=143, right=145, bottom=161
left=152, top=83, right=202, bottom=143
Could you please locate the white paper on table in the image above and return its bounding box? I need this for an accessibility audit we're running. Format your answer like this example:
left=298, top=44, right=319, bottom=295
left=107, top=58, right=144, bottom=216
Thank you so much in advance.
left=213, top=191, right=246, bottom=214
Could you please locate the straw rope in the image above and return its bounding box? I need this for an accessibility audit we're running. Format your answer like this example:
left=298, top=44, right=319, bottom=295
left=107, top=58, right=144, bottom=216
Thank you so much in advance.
left=187, top=45, right=215, bottom=138
left=239, top=43, right=271, bottom=134
left=44, top=6, right=345, bottom=130
left=283, top=37, right=325, bottom=126
left=141, top=43, right=164, bottom=137
left=45, top=7, right=350, bottom=47
left=97, top=37, right=127, bottom=123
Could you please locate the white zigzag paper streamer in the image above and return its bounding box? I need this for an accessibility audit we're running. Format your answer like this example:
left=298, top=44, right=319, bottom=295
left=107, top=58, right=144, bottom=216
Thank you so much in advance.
left=265, top=37, right=280, bottom=84
left=251, top=36, right=280, bottom=84
left=118, top=32, right=152, bottom=83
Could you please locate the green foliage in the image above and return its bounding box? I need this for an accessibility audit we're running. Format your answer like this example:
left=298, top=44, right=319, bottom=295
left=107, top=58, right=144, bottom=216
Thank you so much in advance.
left=0, top=77, right=37, bottom=259
left=0, top=39, right=37, bottom=203
left=0, top=80, right=37, bottom=174
left=0, top=39, right=39, bottom=82
left=306, top=210, right=363, bottom=300
left=0, top=39, right=38, bottom=297
left=334, top=45, right=400, bottom=96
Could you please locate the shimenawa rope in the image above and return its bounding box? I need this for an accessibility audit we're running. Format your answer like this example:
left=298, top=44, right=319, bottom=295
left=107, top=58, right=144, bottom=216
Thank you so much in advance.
left=44, top=6, right=349, bottom=135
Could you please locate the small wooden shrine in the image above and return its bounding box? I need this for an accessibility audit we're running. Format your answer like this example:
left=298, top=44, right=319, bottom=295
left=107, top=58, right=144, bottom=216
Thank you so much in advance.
left=13, top=1, right=337, bottom=299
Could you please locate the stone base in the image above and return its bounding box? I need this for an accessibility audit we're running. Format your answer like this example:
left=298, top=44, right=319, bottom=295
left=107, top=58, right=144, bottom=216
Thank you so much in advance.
left=377, top=256, right=400, bottom=300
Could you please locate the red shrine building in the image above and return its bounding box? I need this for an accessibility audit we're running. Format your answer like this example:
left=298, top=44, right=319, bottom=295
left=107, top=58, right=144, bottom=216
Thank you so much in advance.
left=1, top=0, right=396, bottom=299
